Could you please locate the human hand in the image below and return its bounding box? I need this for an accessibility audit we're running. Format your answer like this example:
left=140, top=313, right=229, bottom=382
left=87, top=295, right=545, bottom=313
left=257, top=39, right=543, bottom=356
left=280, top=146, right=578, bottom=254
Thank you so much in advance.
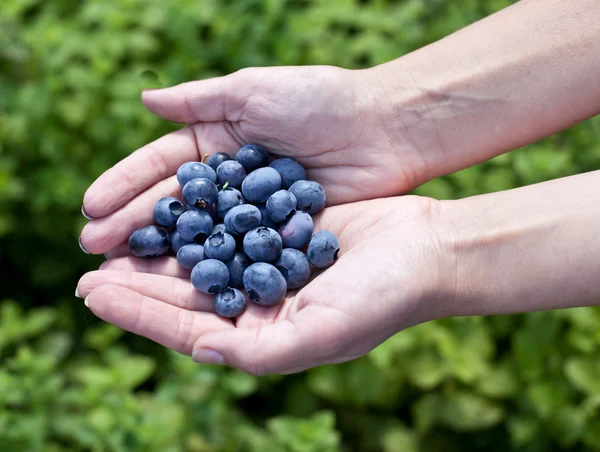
left=77, top=196, right=446, bottom=375
left=79, top=65, right=430, bottom=255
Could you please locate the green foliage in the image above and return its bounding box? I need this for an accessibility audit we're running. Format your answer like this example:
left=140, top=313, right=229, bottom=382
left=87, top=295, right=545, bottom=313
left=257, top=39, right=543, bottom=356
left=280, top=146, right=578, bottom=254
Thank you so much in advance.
left=1, top=0, right=600, bottom=451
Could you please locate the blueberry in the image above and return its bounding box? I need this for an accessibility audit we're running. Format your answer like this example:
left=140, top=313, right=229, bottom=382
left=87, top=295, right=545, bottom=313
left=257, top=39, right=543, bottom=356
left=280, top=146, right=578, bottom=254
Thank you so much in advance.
left=203, top=231, right=237, bottom=261
left=242, top=262, right=287, bottom=307
left=216, top=187, right=245, bottom=218
left=235, top=144, right=269, bottom=173
left=182, top=178, right=219, bottom=208
left=206, top=152, right=233, bottom=171
left=224, top=252, right=251, bottom=289
left=243, top=227, right=283, bottom=262
left=307, top=230, right=340, bottom=268
left=128, top=225, right=170, bottom=258
left=176, top=243, right=205, bottom=270
left=214, top=288, right=247, bottom=318
left=216, top=161, right=246, bottom=189
left=257, top=203, right=281, bottom=229
left=177, top=162, right=217, bottom=186
left=266, top=190, right=297, bottom=222
left=224, top=204, right=261, bottom=235
left=191, top=259, right=230, bottom=295
left=153, top=197, right=185, bottom=228
left=269, top=158, right=307, bottom=189
left=241, top=167, right=282, bottom=203
left=289, top=180, right=326, bottom=215
left=212, top=223, right=228, bottom=235
left=169, top=230, right=189, bottom=253
left=274, top=248, right=311, bottom=289
left=176, top=209, right=214, bottom=243
left=278, top=211, right=313, bottom=249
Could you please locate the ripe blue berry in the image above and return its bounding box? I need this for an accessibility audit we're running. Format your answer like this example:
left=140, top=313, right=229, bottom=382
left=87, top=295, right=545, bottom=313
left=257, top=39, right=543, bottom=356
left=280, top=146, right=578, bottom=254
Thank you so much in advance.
left=176, top=210, right=214, bottom=243
left=153, top=197, right=185, bottom=228
left=243, top=227, right=283, bottom=262
left=191, top=259, right=230, bottom=294
left=274, top=249, right=311, bottom=289
left=212, top=223, right=228, bottom=235
left=278, top=211, right=313, bottom=249
left=128, top=225, right=170, bottom=258
left=242, top=262, right=287, bottom=306
left=182, top=178, right=219, bottom=209
left=224, top=204, right=261, bottom=235
left=169, top=230, right=188, bottom=253
left=214, top=288, right=247, bottom=318
left=216, top=187, right=245, bottom=218
left=266, top=190, right=297, bottom=222
left=257, top=203, right=281, bottom=229
left=224, top=252, right=251, bottom=289
left=307, top=230, right=340, bottom=268
left=235, top=144, right=269, bottom=173
left=177, top=162, right=217, bottom=187
left=241, top=167, right=282, bottom=203
left=206, top=152, right=233, bottom=171
left=204, top=231, right=237, bottom=261
left=269, top=158, right=307, bottom=189
left=177, top=243, right=205, bottom=270
left=289, top=180, right=326, bottom=215
left=216, top=160, right=246, bottom=189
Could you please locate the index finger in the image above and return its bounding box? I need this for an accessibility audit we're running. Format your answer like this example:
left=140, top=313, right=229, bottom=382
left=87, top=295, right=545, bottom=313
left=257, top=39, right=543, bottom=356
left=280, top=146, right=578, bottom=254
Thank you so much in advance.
left=82, top=127, right=199, bottom=218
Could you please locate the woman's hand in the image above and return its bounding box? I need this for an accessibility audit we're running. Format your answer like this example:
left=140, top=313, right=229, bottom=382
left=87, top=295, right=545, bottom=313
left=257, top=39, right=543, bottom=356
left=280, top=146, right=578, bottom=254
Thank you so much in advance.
left=79, top=65, right=431, bottom=255
left=77, top=196, right=446, bottom=375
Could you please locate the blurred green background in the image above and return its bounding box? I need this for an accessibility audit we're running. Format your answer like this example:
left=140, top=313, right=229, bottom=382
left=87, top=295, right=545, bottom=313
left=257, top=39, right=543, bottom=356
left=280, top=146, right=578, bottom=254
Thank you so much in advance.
left=2, top=0, right=600, bottom=451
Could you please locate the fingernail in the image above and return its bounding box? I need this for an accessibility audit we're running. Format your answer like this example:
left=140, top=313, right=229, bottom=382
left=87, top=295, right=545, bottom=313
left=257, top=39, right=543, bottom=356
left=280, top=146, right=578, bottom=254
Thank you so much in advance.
left=192, top=348, right=225, bottom=365
left=81, top=205, right=94, bottom=220
left=75, top=287, right=81, bottom=298
left=84, top=296, right=90, bottom=308
left=104, top=253, right=110, bottom=260
left=78, top=237, right=90, bottom=254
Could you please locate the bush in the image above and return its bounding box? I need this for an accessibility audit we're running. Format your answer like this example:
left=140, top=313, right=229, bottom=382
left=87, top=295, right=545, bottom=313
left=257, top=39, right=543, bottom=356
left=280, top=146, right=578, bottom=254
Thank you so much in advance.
left=1, top=0, right=599, bottom=450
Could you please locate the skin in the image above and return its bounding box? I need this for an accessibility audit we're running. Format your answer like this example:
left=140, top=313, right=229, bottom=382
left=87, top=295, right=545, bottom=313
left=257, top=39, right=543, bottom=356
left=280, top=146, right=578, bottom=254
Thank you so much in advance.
left=78, top=0, right=600, bottom=373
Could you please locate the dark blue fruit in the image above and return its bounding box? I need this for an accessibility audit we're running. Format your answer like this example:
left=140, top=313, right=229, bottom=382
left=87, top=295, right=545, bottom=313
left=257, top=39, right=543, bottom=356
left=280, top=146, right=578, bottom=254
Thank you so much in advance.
left=224, top=204, right=261, bottom=235
left=128, top=225, right=170, bottom=258
left=269, top=158, right=307, bottom=189
left=177, top=162, right=217, bottom=186
left=169, top=230, right=188, bottom=253
left=266, top=190, right=297, bottom=222
left=243, top=227, right=282, bottom=262
left=214, top=288, right=247, bottom=318
left=278, top=211, right=313, bottom=249
left=289, top=180, right=326, bottom=215
left=176, top=210, right=214, bottom=243
left=241, top=167, right=282, bottom=203
left=191, top=259, right=230, bottom=294
left=216, top=187, right=245, bottom=218
left=183, top=178, right=219, bottom=209
left=206, top=152, right=233, bottom=171
left=212, top=223, right=228, bottom=235
left=257, top=204, right=281, bottom=229
left=307, top=230, right=340, bottom=268
left=235, top=144, right=269, bottom=173
left=274, top=249, right=311, bottom=289
left=203, top=231, right=237, bottom=261
left=153, top=197, right=185, bottom=228
left=242, top=262, right=287, bottom=306
left=224, top=252, right=251, bottom=289
left=176, top=243, right=205, bottom=270
left=216, top=160, right=246, bottom=189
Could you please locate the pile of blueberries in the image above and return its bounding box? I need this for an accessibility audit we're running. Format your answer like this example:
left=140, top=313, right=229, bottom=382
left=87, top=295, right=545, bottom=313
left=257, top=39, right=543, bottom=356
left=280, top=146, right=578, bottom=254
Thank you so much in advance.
left=128, top=144, right=340, bottom=318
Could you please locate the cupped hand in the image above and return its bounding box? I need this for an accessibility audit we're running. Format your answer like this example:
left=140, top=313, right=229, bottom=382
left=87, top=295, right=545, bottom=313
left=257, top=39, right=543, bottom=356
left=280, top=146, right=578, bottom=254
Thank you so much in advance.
left=77, top=196, right=447, bottom=375
left=80, top=65, right=426, bottom=254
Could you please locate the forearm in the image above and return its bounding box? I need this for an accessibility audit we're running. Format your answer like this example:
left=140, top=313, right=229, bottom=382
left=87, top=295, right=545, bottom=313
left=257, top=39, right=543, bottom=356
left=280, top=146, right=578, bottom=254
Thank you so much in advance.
left=368, top=0, right=600, bottom=183
left=436, top=170, right=600, bottom=318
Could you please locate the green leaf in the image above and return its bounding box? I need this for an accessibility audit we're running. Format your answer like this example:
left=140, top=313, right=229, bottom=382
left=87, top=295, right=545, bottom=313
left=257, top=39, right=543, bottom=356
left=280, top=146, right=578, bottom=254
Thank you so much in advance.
left=565, top=356, right=600, bottom=395
left=438, top=391, right=505, bottom=432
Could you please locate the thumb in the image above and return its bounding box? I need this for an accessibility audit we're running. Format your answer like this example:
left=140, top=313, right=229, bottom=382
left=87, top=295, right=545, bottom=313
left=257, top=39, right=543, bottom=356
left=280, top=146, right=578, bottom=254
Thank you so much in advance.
left=191, top=307, right=351, bottom=375
left=141, top=69, right=255, bottom=124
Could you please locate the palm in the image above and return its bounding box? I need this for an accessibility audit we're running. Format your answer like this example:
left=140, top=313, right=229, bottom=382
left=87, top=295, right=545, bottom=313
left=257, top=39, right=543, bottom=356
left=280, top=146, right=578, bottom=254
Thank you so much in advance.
left=78, top=196, right=441, bottom=375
